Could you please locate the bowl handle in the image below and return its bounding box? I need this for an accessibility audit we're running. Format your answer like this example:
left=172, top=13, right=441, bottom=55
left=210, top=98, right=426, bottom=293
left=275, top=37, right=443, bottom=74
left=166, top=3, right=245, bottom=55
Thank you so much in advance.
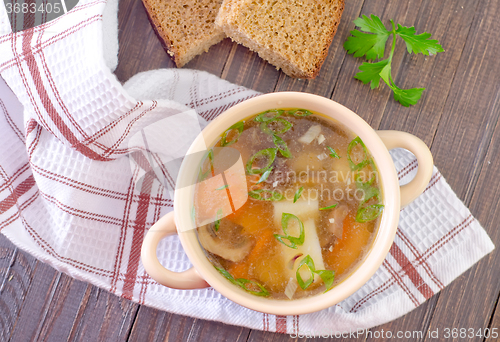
left=377, top=131, right=434, bottom=208
left=141, top=211, right=209, bottom=289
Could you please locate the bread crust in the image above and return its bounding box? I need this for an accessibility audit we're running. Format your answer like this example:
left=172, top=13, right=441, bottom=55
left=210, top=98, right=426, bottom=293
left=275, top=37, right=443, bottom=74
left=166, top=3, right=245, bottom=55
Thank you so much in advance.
left=142, top=0, right=225, bottom=68
left=308, top=0, right=345, bottom=79
left=216, top=0, right=345, bottom=79
left=142, top=0, right=180, bottom=65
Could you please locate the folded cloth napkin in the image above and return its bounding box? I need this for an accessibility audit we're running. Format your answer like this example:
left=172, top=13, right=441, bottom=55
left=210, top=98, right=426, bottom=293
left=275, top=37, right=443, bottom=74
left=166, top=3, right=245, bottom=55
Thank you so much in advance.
left=0, top=0, right=494, bottom=335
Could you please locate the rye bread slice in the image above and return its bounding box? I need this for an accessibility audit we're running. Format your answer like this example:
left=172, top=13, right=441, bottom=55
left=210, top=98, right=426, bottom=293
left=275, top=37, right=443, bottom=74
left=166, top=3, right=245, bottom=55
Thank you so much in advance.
left=142, top=0, right=226, bottom=67
left=215, top=0, right=345, bottom=78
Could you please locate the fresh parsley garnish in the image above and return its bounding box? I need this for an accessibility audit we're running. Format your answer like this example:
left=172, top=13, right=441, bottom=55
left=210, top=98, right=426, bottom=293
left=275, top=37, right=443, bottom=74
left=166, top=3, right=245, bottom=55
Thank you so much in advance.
left=327, top=146, right=340, bottom=159
left=344, top=14, right=444, bottom=107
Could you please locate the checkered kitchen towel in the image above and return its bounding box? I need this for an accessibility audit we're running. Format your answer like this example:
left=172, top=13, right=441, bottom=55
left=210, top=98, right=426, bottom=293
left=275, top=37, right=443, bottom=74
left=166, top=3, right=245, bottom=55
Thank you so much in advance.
left=0, top=0, right=494, bottom=335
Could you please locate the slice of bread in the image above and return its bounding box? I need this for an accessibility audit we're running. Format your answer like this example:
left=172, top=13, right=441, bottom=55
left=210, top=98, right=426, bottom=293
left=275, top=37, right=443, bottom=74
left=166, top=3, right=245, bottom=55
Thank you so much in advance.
left=215, top=0, right=345, bottom=78
left=142, top=0, right=226, bottom=67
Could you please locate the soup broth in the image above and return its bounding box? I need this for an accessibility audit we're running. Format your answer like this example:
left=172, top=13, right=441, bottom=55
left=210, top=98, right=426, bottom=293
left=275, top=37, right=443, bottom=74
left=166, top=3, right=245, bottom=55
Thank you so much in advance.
left=193, top=109, right=383, bottom=299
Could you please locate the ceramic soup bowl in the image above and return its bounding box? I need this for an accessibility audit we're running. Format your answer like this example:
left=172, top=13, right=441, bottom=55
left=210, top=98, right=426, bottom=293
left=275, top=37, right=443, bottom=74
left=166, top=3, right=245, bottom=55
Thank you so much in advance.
left=141, top=92, right=433, bottom=315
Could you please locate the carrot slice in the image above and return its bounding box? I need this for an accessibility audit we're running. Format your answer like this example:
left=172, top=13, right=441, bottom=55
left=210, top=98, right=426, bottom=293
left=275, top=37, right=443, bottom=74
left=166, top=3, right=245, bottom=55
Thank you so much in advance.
left=324, top=214, right=372, bottom=276
left=227, top=200, right=273, bottom=235
left=228, top=229, right=275, bottom=280
left=229, top=261, right=249, bottom=280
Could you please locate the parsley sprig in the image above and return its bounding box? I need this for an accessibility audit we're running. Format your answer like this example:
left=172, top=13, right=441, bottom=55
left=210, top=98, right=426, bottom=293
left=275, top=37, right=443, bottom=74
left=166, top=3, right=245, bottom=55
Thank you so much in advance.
left=344, top=14, right=444, bottom=107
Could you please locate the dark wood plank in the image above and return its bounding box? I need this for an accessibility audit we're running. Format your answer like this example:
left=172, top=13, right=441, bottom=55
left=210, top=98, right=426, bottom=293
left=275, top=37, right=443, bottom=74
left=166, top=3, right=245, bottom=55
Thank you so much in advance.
left=129, top=304, right=250, bottom=342
left=378, top=0, right=479, bottom=144
left=128, top=306, right=171, bottom=342
left=0, top=235, right=138, bottom=342
left=114, top=0, right=175, bottom=83
left=184, top=38, right=236, bottom=78
left=428, top=0, right=500, bottom=202
left=0, top=237, right=36, bottom=341
left=128, top=305, right=196, bottom=341
left=488, top=296, right=500, bottom=337
left=183, top=319, right=250, bottom=342
left=221, top=43, right=280, bottom=93
left=247, top=329, right=295, bottom=341
left=29, top=273, right=89, bottom=341
left=7, top=257, right=60, bottom=341
left=331, top=0, right=425, bottom=127
left=67, top=285, right=138, bottom=341
left=418, top=0, right=500, bottom=339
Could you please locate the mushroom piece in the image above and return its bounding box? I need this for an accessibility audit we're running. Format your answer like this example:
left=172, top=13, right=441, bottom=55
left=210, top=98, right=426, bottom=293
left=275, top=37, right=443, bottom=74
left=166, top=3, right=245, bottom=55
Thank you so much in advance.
left=320, top=204, right=350, bottom=249
left=197, top=220, right=253, bottom=263
left=327, top=205, right=349, bottom=240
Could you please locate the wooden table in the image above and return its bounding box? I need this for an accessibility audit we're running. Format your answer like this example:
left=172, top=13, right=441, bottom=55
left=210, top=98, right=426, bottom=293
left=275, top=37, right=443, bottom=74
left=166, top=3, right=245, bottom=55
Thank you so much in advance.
left=1, top=0, right=499, bottom=340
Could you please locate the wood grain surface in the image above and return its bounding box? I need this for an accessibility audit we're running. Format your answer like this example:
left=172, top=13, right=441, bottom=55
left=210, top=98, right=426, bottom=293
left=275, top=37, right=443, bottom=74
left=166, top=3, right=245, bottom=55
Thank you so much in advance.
left=1, top=0, right=499, bottom=341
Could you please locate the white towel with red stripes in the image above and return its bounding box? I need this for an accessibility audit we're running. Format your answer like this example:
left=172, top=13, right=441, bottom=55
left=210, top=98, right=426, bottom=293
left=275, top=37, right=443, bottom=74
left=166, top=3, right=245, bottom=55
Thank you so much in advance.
left=0, top=0, right=494, bottom=335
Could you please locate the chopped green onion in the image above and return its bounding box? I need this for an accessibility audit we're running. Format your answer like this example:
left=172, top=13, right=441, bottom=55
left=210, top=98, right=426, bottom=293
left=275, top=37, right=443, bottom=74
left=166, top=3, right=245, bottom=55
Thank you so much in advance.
left=272, top=135, right=293, bottom=158
left=214, top=208, right=223, bottom=231
left=215, top=184, right=229, bottom=190
left=347, top=137, right=370, bottom=170
left=274, top=212, right=305, bottom=249
left=354, top=172, right=376, bottom=188
left=206, top=148, right=215, bottom=171
left=266, top=118, right=293, bottom=135
left=362, top=186, right=379, bottom=202
left=236, top=278, right=270, bottom=297
left=354, top=171, right=383, bottom=222
left=281, top=213, right=305, bottom=245
left=289, top=109, right=312, bottom=117
left=248, top=189, right=284, bottom=201
left=198, top=167, right=211, bottom=181
left=293, top=187, right=304, bottom=203
left=246, top=148, right=277, bottom=175
left=315, top=270, right=335, bottom=292
left=259, top=118, right=293, bottom=136
left=214, top=266, right=270, bottom=296
left=256, top=167, right=273, bottom=184
left=255, top=109, right=283, bottom=122
left=354, top=172, right=379, bottom=202
left=296, top=255, right=315, bottom=289
left=327, top=146, right=340, bottom=159
left=220, top=121, right=244, bottom=147
left=356, top=204, right=384, bottom=222
left=319, top=204, right=338, bottom=211
left=274, top=234, right=299, bottom=249
left=294, top=255, right=336, bottom=291
left=259, top=122, right=273, bottom=136
left=215, top=266, right=240, bottom=286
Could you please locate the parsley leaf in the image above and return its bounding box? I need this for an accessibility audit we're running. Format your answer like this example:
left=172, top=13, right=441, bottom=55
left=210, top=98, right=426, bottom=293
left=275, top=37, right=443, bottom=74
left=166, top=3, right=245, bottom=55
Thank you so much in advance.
left=344, top=15, right=390, bottom=60
left=353, top=14, right=390, bottom=34
left=344, top=14, right=444, bottom=107
left=379, top=62, right=425, bottom=107
left=395, top=24, right=445, bottom=56
left=354, top=59, right=390, bottom=89
left=392, top=86, right=425, bottom=107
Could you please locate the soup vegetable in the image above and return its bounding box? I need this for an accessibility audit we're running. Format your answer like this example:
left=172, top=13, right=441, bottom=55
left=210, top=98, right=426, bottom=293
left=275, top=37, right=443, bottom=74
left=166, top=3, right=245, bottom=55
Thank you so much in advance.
left=193, top=109, right=384, bottom=299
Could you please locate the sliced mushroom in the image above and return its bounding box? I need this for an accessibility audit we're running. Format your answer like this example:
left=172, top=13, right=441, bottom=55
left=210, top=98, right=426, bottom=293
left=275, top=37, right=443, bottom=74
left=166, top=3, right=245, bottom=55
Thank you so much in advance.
left=266, top=158, right=293, bottom=188
left=197, top=220, right=253, bottom=263
left=328, top=204, right=349, bottom=240
left=320, top=204, right=349, bottom=249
